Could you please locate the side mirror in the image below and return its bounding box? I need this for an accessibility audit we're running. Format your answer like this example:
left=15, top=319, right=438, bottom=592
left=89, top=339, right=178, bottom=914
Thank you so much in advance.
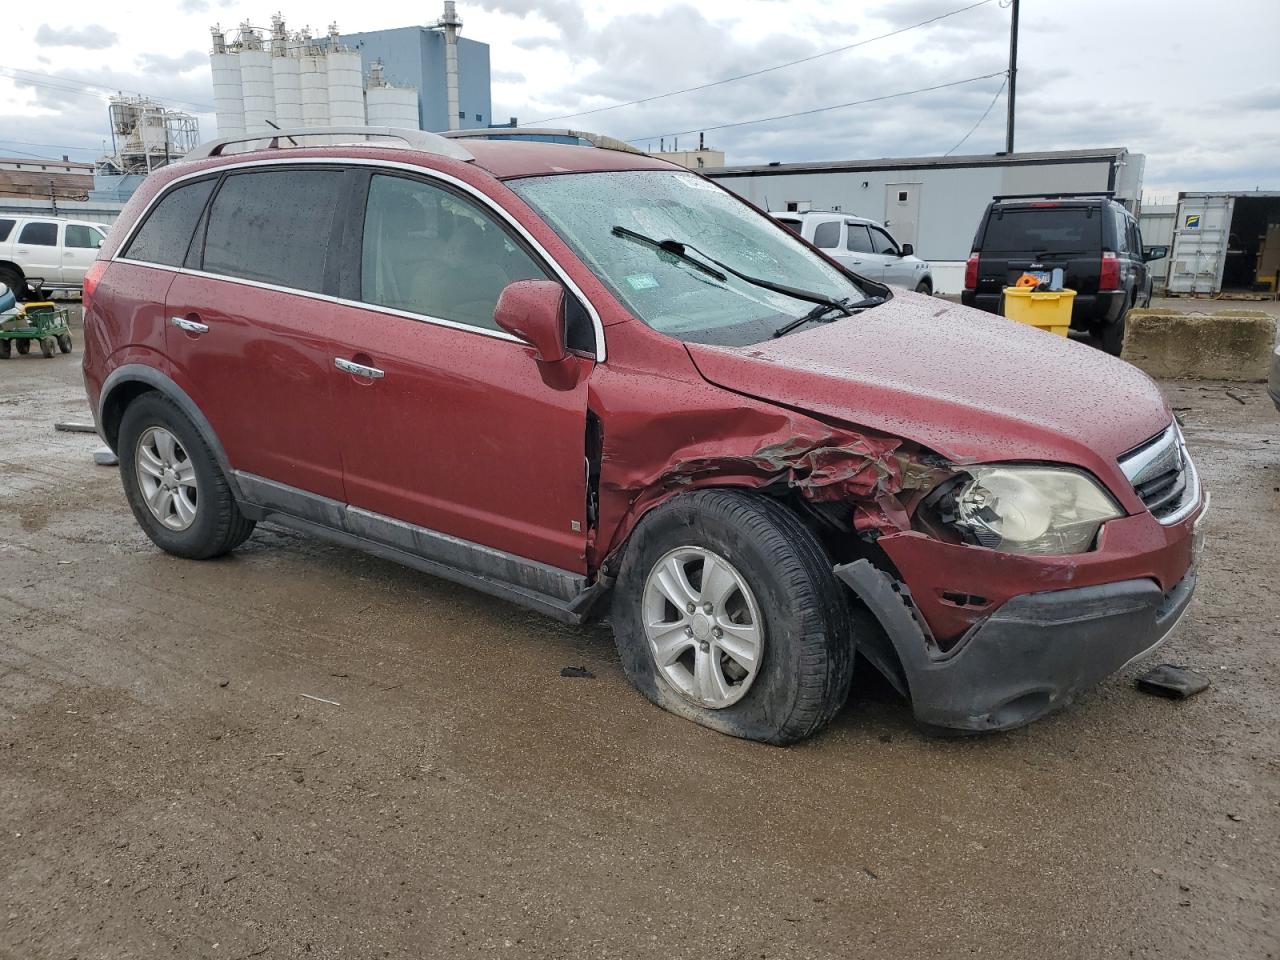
left=899, top=242, right=914, bottom=257
left=493, top=279, right=567, bottom=363
left=1143, top=245, right=1168, bottom=262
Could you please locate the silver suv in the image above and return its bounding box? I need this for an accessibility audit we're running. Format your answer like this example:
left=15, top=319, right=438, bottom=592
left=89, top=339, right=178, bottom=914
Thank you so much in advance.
left=774, top=211, right=932, bottom=293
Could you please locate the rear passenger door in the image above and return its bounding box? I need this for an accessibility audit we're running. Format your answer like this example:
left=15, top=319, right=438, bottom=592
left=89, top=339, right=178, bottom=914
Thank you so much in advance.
left=325, top=169, right=592, bottom=573
left=15, top=220, right=63, bottom=284
left=162, top=166, right=349, bottom=502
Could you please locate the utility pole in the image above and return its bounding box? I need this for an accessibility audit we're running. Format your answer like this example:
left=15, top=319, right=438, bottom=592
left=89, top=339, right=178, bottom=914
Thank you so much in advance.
left=1005, top=0, right=1020, bottom=154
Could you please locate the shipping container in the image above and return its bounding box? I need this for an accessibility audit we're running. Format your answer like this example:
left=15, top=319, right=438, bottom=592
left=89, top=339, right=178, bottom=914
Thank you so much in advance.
left=1166, top=191, right=1280, bottom=297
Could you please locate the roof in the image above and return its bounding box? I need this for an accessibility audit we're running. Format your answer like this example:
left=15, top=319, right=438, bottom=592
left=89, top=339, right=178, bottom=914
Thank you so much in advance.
left=464, top=139, right=677, bottom=179
left=706, top=147, right=1130, bottom=179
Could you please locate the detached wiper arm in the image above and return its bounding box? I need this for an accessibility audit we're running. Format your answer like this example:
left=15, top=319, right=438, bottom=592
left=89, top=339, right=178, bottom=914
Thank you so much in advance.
left=610, top=226, right=727, bottom=282
left=772, top=296, right=885, bottom=339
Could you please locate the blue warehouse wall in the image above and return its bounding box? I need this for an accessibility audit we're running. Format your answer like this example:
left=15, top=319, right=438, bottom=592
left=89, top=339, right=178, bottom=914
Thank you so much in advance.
left=342, top=26, right=492, bottom=133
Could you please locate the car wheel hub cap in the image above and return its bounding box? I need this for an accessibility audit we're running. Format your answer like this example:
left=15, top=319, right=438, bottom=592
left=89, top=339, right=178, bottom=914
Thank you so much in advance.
left=642, top=546, right=764, bottom=710
left=135, top=426, right=198, bottom=532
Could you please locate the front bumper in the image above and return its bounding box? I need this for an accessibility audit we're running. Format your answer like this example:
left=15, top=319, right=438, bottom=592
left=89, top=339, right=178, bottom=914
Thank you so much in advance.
left=835, top=559, right=1197, bottom=732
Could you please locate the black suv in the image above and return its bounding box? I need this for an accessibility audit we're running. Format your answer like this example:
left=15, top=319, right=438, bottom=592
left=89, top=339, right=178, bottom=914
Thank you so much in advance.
left=961, top=193, right=1167, bottom=354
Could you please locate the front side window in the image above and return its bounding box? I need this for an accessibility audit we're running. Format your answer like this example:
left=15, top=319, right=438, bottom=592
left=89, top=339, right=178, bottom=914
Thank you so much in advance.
left=360, top=173, right=548, bottom=332
left=65, top=224, right=104, bottom=249
left=203, top=169, right=343, bottom=292
left=869, top=227, right=898, bottom=255
left=510, top=170, right=867, bottom=347
left=124, top=179, right=215, bottom=267
left=19, top=222, right=57, bottom=246
left=846, top=225, right=874, bottom=253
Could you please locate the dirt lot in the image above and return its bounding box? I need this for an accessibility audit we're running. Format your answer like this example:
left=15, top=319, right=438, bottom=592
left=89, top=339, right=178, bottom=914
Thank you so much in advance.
left=2, top=313, right=1277, bottom=960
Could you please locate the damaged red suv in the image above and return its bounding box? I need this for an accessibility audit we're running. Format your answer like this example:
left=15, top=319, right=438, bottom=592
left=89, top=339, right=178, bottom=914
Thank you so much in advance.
left=81, top=129, right=1206, bottom=743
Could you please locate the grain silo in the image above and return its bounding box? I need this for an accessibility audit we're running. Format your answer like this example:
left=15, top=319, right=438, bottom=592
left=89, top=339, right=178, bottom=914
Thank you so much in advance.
left=237, top=24, right=277, bottom=133
left=324, top=24, right=365, bottom=129
left=365, top=61, right=420, bottom=130
left=270, top=14, right=303, bottom=128
left=209, top=26, right=245, bottom=137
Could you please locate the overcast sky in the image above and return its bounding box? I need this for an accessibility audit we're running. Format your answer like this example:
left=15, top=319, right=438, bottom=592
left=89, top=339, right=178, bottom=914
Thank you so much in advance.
left=2, top=0, right=1276, bottom=199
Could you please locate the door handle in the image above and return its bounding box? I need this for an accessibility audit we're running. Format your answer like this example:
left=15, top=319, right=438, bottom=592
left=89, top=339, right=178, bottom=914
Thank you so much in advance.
left=335, top=357, right=385, bottom=379
left=170, top=316, right=209, bottom=334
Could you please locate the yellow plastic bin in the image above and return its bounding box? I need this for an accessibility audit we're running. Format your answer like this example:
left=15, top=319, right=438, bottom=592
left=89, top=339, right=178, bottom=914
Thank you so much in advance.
left=1001, top=287, right=1075, bottom=337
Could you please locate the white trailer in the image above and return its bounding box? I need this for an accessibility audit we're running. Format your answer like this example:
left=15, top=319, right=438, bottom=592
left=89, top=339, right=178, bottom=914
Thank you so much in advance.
left=707, top=148, right=1144, bottom=294
left=1166, top=192, right=1280, bottom=297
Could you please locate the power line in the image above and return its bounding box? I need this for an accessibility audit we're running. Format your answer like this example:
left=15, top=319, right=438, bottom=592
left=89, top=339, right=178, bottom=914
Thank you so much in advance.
left=624, top=70, right=1007, bottom=143
left=944, top=73, right=1008, bottom=156
left=527, top=0, right=997, bottom=125
left=0, top=66, right=214, bottom=112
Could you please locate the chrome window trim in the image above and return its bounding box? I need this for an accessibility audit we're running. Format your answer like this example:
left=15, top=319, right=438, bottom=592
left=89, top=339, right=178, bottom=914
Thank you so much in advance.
left=1118, top=421, right=1202, bottom=526
left=111, top=155, right=607, bottom=361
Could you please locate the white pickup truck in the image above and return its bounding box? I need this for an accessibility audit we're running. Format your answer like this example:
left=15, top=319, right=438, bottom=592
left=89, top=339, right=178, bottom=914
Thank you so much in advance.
left=0, top=215, right=109, bottom=298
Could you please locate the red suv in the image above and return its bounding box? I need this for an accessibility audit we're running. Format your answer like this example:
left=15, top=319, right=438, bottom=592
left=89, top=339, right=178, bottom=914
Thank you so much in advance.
left=81, top=129, right=1205, bottom=743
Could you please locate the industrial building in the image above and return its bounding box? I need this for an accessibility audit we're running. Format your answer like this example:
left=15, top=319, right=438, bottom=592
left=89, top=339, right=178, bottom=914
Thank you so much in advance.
left=707, top=147, right=1145, bottom=293
left=208, top=3, right=488, bottom=138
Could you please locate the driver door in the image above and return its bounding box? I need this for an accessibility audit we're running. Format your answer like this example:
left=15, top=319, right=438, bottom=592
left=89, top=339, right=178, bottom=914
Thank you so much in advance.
left=327, top=170, right=592, bottom=573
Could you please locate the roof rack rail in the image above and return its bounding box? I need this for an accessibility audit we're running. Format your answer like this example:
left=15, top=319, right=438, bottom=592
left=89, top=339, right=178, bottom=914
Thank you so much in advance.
left=185, top=126, right=473, bottom=162
left=992, top=191, right=1116, bottom=201
left=439, top=127, right=647, bottom=156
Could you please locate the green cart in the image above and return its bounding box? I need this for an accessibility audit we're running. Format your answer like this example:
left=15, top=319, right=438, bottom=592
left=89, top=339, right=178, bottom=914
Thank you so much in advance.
left=0, top=301, right=74, bottom=359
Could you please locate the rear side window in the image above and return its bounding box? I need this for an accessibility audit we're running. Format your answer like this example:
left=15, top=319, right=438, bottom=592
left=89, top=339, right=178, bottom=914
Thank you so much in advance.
left=203, top=169, right=343, bottom=293
left=65, top=224, right=104, bottom=249
left=981, top=207, right=1101, bottom=255
left=124, top=179, right=216, bottom=266
left=846, top=225, right=873, bottom=253
left=19, top=222, right=58, bottom=246
left=0, top=218, right=14, bottom=241
left=812, top=220, right=840, bottom=249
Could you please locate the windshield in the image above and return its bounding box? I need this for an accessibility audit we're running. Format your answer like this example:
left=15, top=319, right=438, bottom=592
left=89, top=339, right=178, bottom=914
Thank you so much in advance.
left=981, top=207, right=1102, bottom=255
left=509, top=170, right=868, bottom=346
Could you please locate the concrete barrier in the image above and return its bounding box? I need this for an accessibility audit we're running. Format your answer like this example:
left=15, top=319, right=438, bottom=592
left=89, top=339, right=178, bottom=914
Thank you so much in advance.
left=1121, top=309, right=1277, bottom=381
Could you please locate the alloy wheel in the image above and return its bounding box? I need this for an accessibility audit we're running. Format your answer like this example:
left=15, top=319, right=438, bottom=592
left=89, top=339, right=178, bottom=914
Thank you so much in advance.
left=135, top=426, right=199, bottom=531
left=642, top=546, right=765, bottom=709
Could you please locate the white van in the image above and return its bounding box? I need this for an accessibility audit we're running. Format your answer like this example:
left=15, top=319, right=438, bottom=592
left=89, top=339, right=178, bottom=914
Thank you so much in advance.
left=0, top=215, right=110, bottom=297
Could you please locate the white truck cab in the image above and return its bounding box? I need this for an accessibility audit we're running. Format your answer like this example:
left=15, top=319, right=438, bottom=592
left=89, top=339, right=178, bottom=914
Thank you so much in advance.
left=773, top=211, right=933, bottom=293
left=0, top=215, right=109, bottom=298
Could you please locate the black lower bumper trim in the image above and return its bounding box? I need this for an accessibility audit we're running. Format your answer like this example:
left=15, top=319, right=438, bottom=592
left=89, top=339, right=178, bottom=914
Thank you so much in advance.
left=835, top=560, right=1197, bottom=732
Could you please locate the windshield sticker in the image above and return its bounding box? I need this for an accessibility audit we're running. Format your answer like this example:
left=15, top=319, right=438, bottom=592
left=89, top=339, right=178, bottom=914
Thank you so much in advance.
left=625, top=273, right=660, bottom=291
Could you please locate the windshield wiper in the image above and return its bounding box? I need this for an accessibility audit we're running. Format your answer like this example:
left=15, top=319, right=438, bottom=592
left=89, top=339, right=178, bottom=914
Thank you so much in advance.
left=610, top=226, right=727, bottom=282
left=772, top=296, right=885, bottom=338
left=610, top=225, right=861, bottom=311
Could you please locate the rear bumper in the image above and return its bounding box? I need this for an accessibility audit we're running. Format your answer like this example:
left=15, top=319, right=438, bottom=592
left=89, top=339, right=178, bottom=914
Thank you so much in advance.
left=835, top=560, right=1197, bottom=732
left=961, top=289, right=1127, bottom=327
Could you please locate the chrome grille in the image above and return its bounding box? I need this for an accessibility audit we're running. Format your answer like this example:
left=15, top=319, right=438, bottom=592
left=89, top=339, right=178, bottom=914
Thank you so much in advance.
left=1118, top=422, right=1200, bottom=525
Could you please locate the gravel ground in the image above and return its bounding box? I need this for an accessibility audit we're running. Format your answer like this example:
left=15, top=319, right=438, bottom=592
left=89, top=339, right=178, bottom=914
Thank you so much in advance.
left=1, top=314, right=1277, bottom=959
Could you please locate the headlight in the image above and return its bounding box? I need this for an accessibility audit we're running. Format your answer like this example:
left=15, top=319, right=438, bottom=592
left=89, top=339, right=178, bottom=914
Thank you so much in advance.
left=938, top=466, right=1122, bottom=555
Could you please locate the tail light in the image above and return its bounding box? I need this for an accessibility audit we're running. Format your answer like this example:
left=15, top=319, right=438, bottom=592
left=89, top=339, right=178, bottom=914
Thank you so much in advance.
left=963, top=252, right=980, bottom=290
left=82, top=260, right=106, bottom=315
left=1099, top=251, right=1119, bottom=290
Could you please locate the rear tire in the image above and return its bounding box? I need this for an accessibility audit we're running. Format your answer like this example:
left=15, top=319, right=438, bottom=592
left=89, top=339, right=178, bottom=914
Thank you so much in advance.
left=610, top=489, right=854, bottom=744
left=118, top=392, right=255, bottom=560
left=16, top=339, right=30, bottom=355
left=1099, top=301, right=1132, bottom=356
left=0, top=340, right=10, bottom=359
left=38, top=337, right=55, bottom=358
left=0, top=267, right=23, bottom=301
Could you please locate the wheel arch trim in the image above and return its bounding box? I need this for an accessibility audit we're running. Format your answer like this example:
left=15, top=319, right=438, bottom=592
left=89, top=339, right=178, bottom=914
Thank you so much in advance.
left=98, top=364, right=242, bottom=500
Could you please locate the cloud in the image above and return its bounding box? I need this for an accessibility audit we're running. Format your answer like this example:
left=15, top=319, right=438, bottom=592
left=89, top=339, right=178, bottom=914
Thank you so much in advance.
left=33, top=23, right=118, bottom=49
left=179, top=0, right=210, bottom=10
left=136, top=50, right=207, bottom=74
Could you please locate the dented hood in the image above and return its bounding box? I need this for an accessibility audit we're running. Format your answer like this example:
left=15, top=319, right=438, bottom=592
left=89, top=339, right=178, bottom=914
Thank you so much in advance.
left=685, top=292, right=1171, bottom=466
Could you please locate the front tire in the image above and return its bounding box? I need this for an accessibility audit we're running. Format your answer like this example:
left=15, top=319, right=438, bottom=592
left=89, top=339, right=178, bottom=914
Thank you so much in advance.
left=57, top=333, right=73, bottom=354
left=915, top=279, right=933, bottom=295
left=610, top=490, right=854, bottom=744
left=118, top=392, right=255, bottom=559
